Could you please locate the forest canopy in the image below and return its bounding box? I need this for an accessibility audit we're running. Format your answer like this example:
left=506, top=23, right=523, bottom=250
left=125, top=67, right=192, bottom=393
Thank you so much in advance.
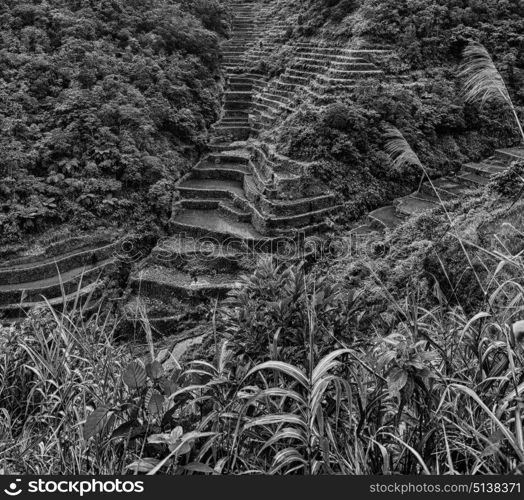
left=0, top=0, right=229, bottom=242
left=356, top=0, right=524, bottom=68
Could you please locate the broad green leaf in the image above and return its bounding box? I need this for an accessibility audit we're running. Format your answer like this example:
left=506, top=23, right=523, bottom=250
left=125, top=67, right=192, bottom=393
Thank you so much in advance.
left=146, top=360, right=164, bottom=380
left=387, top=367, right=408, bottom=398
left=83, top=406, right=110, bottom=440
left=123, top=361, right=147, bottom=389
left=148, top=391, right=165, bottom=415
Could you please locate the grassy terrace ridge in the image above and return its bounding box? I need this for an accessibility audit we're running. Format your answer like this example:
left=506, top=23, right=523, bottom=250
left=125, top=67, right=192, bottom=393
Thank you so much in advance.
left=1, top=0, right=524, bottom=476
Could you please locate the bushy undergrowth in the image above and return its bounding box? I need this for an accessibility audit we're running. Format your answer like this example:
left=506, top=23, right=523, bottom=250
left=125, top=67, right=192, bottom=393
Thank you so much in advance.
left=0, top=0, right=229, bottom=243
left=1, top=0, right=524, bottom=476
left=2, top=215, right=524, bottom=474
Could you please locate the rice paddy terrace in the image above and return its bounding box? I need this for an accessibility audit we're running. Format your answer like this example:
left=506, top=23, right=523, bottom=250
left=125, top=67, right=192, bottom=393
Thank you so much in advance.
left=362, top=147, right=524, bottom=233
left=1, top=0, right=522, bottom=334
left=0, top=232, right=120, bottom=324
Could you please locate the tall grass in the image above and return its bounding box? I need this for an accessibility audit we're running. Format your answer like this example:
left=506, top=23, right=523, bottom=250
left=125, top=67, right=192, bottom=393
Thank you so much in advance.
left=0, top=302, right=129, bottom=474
left=1, top=249, right=524, bottom=474
left=460, top=43, right=524, bottom=143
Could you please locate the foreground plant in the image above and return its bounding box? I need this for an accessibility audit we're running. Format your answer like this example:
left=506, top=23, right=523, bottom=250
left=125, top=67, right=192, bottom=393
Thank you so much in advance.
left=0, top=305, right=128, bottom=474
left=2, top=248, right=524, bottom=474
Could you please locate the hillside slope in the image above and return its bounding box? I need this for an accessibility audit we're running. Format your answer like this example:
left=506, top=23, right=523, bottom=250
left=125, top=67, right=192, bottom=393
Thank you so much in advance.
left=251, top=0, right=524, bottom=222
left=0, top=0, right=229, bottom=245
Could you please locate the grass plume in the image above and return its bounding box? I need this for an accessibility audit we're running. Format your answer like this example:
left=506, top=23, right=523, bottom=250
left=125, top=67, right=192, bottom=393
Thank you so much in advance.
left=383, top=125, right=424, bottom=172
left=460, top=43, right=524, bottom=142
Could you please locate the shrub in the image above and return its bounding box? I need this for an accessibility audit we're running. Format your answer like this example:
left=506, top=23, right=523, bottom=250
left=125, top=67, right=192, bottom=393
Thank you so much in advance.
left=489, top=159, right=524, bottom=197
left=357, top=0, right=524, bottom=70
left=220, top=258, right=352, bottom=365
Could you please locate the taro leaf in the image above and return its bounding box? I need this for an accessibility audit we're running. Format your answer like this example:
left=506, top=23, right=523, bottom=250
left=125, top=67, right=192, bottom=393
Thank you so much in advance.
left=144, top=387, right=153, bottom=409
left=84, top=406, right=110, bottom=440
left=126, top=458, right=160, bottom=473
left=146, top=360, right=164, bottom=380
left=148, top=392, right=165, bottom=415
left=123, top=361, right=147, bottom=389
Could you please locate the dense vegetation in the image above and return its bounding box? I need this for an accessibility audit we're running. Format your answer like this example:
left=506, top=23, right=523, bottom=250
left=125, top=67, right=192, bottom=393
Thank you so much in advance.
left=356, top=0, right=524, bottom=69
left=2, top=213, right=524, bottom=474
left=265, top=0, right=523, bottom=220
left=1, top=0, right=524, bottom=476
left=0, top=0, right=229, bottom=244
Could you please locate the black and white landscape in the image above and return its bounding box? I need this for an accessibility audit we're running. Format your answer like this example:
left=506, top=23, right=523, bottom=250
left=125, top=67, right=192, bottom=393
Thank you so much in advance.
left=0, top=0, right=523, bottom=475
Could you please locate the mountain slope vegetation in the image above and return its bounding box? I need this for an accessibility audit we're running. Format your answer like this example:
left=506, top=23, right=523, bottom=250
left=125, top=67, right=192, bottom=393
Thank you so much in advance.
left=0, top=0, right=229, bottom=244
left=263, top=0, right=524, bottom=220
left=1, top=0, right=524, bottom=476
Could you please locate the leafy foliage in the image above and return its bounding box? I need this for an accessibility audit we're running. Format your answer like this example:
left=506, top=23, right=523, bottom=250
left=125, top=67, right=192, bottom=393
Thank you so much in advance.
left=356, top=0, right=524, bottom=69
left=2, top=240, right=524, bottom=473
left=2, top=0, right=524, bottom=477
left=269, top=0, right=522, bottom=222
left=489, top=159, right=524, bottom=197
left=220, top=258, right=356, bottom=365
left=0, top=0, right=228, bottom=242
